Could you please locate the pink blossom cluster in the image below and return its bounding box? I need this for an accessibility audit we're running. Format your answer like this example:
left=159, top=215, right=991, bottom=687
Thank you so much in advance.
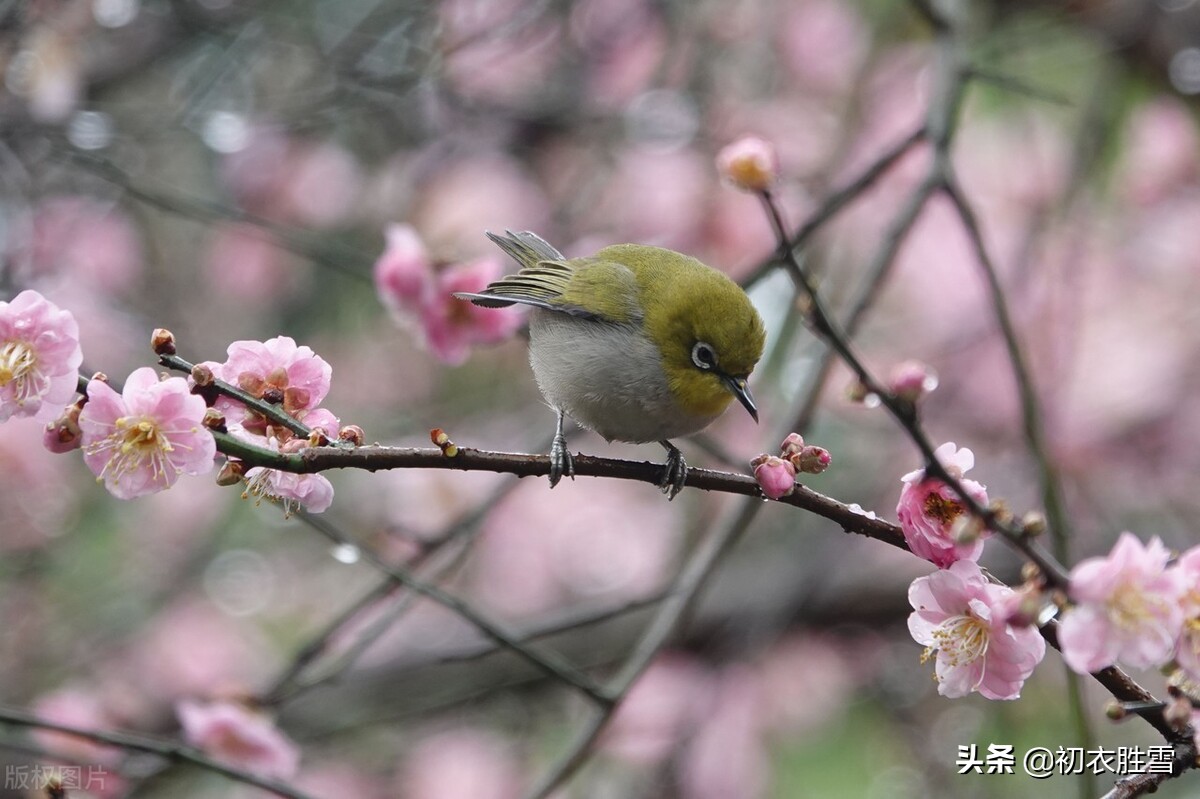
left=751, top=432, right=831, bottom=500
left=201, top=336, right=337, bottom=513
left=896, top=442, right=989, bottom=568
left=1058, top=532, right=1200, bottom=681
left=373, top=224, right=524, bottom=365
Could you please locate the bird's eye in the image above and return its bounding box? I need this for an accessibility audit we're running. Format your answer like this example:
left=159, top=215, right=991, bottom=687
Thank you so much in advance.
left=691, top=341, right=718, bottom=370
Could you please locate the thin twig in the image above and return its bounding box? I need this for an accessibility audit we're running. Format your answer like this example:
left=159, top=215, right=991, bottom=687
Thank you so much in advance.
left=0, top=706, right=318, bottom=799
left=525, top=499, right=764, bottom=799
left=294, top=511, right=614, bottom=706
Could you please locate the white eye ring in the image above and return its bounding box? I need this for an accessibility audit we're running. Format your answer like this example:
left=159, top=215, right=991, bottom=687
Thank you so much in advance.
left=691, top=341, right=717, bottom=370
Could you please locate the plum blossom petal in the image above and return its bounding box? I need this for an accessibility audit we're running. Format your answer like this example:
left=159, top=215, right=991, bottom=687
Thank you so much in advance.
left=217, top=336, right=331, bottom=411
left=908, top=560, right=1045, bottom=700
left=752, top=454, right=795, bottom=499
left=242, top=437, right=334, bottom=515
left=79, top=368, right=215, bottom=499
left=374, top=223, right=434, bottom=317
left=0, top=290, right=83, bottom=422
left=177, top=699, right=299, bottom=779
left=209, top=336, right=334, bottom=439
left=1175, top=545, right=1200, bottom=682
left=423, top=257, right=524, bottom=365
left=1058, top=533, right=1185, bottom=674
left=896, top=442, right=989, bottom=568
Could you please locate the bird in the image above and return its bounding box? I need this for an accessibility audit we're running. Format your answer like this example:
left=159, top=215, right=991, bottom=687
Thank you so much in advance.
left=455, top=230, right=766, bottom=500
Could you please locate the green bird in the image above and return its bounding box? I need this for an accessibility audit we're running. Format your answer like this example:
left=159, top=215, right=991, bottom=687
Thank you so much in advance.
left=456, top=230, right=766, bottom=499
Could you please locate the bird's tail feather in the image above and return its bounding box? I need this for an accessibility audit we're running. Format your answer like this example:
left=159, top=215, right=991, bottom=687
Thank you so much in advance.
left=486, top=230, right=565, bottom=269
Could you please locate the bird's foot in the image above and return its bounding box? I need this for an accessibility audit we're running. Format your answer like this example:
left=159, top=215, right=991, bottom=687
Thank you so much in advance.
left=659, top=441, right=687, bottom=500
left=549, top=431, right=575, bottom=488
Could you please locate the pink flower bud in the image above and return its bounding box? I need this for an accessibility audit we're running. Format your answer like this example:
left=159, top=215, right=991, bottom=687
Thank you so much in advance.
left=716, top=136, right=779, bottom=192
left=779, top=432, right=805, bottom=459
left=752, top=455, right=796, bottom=499
left=794, top=445, right=831, bottom=474
left=888, top=360, right=938, bottom=403
left=43, top=404, right=82, bottom=453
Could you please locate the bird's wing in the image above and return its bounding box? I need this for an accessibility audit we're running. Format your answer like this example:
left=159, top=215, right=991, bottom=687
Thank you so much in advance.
left=456, top=257, right=642, bottom=324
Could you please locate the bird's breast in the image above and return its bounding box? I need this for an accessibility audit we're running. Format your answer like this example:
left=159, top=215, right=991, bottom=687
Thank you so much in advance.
left=527, top=310, right=721, bottom=443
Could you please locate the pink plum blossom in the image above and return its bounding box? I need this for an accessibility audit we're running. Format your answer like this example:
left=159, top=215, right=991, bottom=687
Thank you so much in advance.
left=716, top=135, right=779, bottom=192
left=177, top=699, right=300, bottom=779
left=896, top=442, right=989, bottom=568
left=908, top=560, right=1046, bottom=700
left=0, top=289, right=83, bottom=422
left=210, top=336, right=333, bottom=436
left=421, top=257, right=524, bottom=365
left=752, top=454, right=795, bottom=499
left=1058, top=533, right=1185, bottom=674
left=244, top=452, right=335, bottom=516
left=80, top=368, right=215, bottom=499
left=1176, top=545, right=1200, bottom=682
left=374, top=223, right=434, bottom=316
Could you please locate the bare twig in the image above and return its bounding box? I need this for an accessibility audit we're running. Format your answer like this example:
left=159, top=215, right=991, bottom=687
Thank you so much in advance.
left=294, top=511, right=614, bottom=706
left=0, top=706, right=317, bottom=799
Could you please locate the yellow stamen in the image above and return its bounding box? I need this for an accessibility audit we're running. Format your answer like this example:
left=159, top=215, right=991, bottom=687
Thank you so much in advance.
left=1108, top=581, right=1172, bottom=631
left=0, top=340, right=46, bottom=405
left=85, top=415, right=188, bottom=485
left=930, top=613, right=990, bottom=668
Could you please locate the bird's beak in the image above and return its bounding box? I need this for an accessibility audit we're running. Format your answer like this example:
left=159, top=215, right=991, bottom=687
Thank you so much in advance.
left=723, top=374, right=758, bottom=423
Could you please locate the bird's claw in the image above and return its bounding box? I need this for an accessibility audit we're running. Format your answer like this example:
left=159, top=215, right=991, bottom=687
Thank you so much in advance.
left=549, top=431, right=575, bottom=488
left=659, top=444, right=687, bottom=501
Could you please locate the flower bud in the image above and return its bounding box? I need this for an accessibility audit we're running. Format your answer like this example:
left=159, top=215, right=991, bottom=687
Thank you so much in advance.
left=779, top=432, right=805, bottom=458
left=338, top=424, right=365, bottom=446
left=191, top=363, right=215, bottom=387
left=794, top=445, right=831, bottom=474
left=1021, top=511, right=1047, bottom=537
left=431, top=427, right=458, bottom=457
left=752, top=454, right=796, bottom=499
left=888, top=359, right=938, bottom=403
left=716, top=136, right=779, bottom=192
left=216, top=460, right=245, bottom=486
left=1104, top=700, right=1127, bottom=721
left=43, top=404, right=83, bottom=453
left=1163, top=694, right=1193, bottom=731
left=151, top=328, right=177, bottom=356
left=202, top=408, right=227, bottom=431
left=950, top=514, right=985, bottom=546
